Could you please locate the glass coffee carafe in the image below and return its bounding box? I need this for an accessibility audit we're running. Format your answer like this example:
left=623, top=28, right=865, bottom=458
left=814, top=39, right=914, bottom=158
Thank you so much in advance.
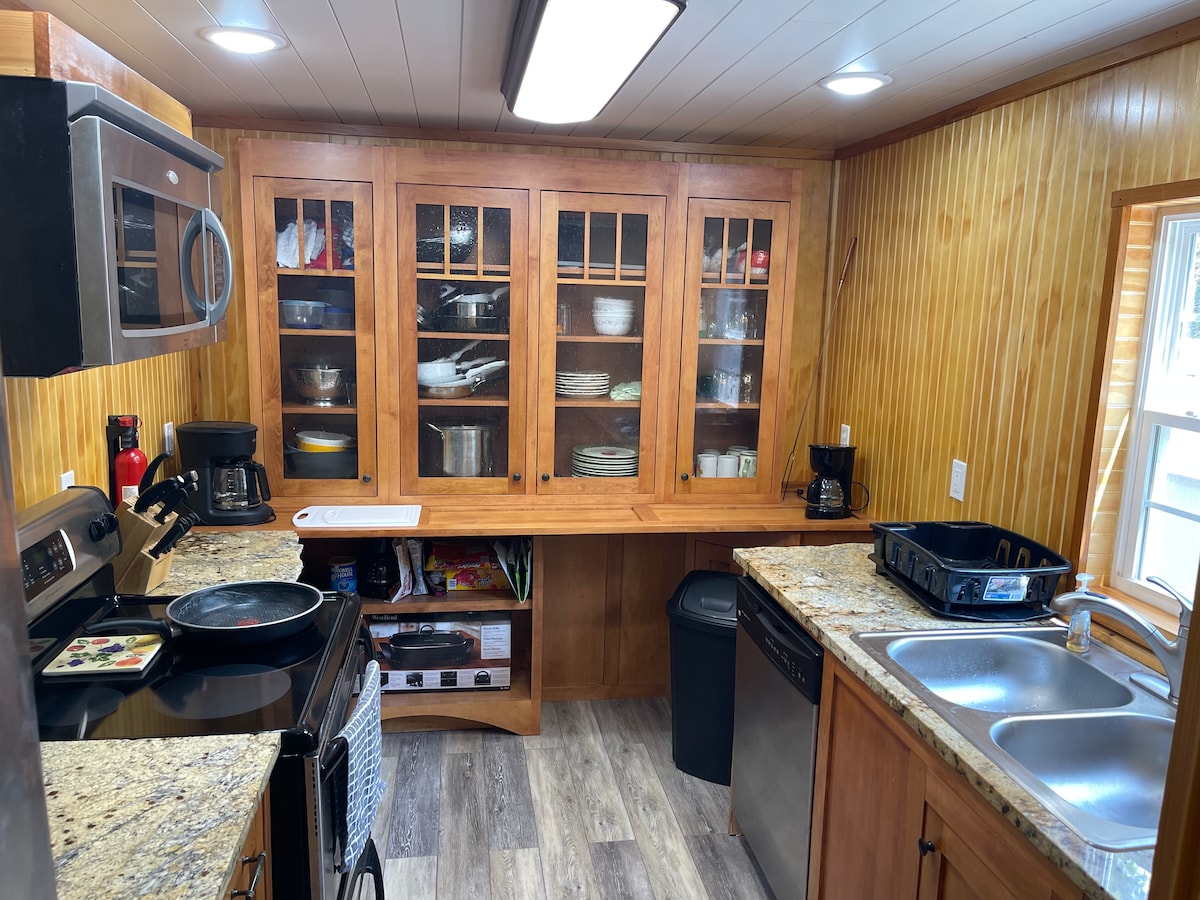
left=213, top=460, right=269, bottom=510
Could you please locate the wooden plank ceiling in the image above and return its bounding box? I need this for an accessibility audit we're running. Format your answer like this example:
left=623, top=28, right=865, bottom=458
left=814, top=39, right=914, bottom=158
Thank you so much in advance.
left=22, top=0, right=1200, bottom=152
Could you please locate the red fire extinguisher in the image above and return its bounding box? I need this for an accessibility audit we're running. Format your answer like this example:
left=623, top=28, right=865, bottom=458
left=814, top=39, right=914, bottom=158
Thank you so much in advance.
left=113, top=415, right=148, bottom=505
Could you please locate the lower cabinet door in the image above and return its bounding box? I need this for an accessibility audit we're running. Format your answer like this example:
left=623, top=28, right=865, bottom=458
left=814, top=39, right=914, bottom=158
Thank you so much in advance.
left=228, top=794, right=271, bottom=899
left=917, top=771, right=1080, bottom=900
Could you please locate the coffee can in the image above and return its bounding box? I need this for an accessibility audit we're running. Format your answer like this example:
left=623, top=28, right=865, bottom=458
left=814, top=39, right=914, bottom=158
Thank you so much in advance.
left=329, top=556, right=357, bottom=593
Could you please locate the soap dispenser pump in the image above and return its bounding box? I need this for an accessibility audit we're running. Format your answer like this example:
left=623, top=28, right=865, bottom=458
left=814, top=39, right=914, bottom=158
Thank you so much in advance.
left=1065, top=573, right=1095, bottom=652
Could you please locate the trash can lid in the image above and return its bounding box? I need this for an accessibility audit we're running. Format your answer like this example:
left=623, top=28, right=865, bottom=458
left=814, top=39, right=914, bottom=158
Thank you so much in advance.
left=666, top=570, right=738, bottom=631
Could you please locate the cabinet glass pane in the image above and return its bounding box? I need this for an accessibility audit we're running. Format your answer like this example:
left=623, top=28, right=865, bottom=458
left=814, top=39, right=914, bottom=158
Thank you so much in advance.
left=701, top=216, right=773, bottom=284
left=692, top=285, right=768, bottom=480
left=277, top=266, right=360, bottom=482
left=416, top=204, right=511, bottom=276
left=274, top=197, right=355, bottom=271
left=558, top=210, right=648, bottom=280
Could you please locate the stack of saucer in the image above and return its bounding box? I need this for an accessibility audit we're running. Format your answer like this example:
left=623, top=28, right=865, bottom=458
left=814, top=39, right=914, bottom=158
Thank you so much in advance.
left=571, top=445, right=638, bottom=477
left=555, top=370, right=610, bottom=397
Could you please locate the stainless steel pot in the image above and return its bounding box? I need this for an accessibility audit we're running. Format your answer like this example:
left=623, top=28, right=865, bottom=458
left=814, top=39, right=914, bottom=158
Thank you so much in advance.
left=426, top=421, right=494, bottom=477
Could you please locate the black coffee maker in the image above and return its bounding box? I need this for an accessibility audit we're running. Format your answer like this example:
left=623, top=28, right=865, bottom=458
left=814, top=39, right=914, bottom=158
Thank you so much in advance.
left=803, top=444, right=862, bottom=519
left=177, top=421, right=274, bottom=525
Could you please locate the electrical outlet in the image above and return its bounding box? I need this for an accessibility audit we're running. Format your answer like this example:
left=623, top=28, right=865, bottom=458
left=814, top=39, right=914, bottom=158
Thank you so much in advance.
left=839, top=424, right=851, bottom=446
left=163, top=421, right=175, bottom=456
left=950, top=459, right=967, bottom=502
left=59, top=470, right=75, bottom=490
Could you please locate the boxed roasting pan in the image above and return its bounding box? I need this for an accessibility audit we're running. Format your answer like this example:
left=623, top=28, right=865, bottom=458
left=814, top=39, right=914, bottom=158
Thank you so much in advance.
left=367, top=611, right=511, bottom=692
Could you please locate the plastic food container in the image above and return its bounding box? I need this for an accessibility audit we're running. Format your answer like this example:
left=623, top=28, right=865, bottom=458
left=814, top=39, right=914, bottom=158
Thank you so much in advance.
left=279, top=300, right=326, bottom=328
left=323, top=306, right=354, bottom=329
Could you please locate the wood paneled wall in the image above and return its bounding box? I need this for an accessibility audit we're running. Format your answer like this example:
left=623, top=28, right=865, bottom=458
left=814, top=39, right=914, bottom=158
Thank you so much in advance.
left=3, top=354, right=199, bottom=510
left=824, top=38, right=1200, bottom=560
left=190, top=127, right=833, bottom=470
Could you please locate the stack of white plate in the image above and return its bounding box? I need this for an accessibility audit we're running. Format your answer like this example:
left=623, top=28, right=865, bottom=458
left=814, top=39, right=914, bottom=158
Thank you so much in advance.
left=555, top=370, right=610, bottom=397
left=571, top=445, right=638, bottom=477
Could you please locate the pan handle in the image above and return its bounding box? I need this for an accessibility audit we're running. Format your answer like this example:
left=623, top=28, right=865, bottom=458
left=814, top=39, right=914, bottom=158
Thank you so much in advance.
left=83, top=618, right=176, bottom=640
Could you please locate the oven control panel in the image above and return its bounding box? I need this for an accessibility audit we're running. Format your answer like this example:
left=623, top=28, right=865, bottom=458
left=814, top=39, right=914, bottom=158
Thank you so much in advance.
left=21, top=528, right=76, bottom=602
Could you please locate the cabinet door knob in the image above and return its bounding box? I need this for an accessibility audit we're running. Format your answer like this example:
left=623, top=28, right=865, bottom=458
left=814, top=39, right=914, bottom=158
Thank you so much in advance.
left=680, top=472, right=689, bottom=481
left=541, top=473, right=550, bottom=482
left=362, top=473, right=372, bottom=484
left=918, top=838, right=936, bottom=857
left=512, top=472, right=522, bottom=482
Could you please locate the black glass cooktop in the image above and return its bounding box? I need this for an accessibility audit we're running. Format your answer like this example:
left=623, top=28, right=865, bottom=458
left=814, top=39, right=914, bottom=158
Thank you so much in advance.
left=31, top=593, right=361, bottom=754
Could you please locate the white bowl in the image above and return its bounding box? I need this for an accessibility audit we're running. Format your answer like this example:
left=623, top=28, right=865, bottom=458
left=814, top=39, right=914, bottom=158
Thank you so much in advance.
left=593, top=314, right=632, bottom=336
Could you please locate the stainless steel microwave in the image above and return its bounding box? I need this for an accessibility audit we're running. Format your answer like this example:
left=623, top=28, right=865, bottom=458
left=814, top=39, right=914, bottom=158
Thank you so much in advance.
left=0, top=76, right=232, bottom=377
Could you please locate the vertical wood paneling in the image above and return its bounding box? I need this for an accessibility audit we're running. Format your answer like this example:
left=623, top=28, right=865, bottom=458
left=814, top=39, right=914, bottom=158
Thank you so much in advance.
left=825, top=38, right=1200, bottom=560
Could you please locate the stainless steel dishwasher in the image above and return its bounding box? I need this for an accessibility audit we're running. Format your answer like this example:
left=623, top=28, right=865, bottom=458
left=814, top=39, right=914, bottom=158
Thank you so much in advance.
left=732, top=576, right=824, bottom=900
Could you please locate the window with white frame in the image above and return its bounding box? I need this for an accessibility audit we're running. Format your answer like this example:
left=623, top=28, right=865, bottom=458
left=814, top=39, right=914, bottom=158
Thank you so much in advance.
left=1112, top=208, right=1200, bottom=608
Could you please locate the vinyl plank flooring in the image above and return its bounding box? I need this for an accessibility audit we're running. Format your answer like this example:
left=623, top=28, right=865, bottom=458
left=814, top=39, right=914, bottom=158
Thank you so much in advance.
left=370, top=753, right=399, bottom=847
left=558, top=701, right=635, bottom=843
left=490, top=847, right=549, bottom=900
left=437, top=752, right=491, bottom=900
left=590, top=697, right=649, bottom=746
left=636, top=697, right=730, bottom=836
left=685, top=834, right=774, bottom=900
left=608, top=741, right=709, bottom=900
left=444, top=730, right=484, bottom=754
left=483, top=731, right=539, bottom=850
left=383, top=855, right=437, bottom=900
left=386, top=730, right=443, bottom=858
left=526, top=746, right=602, bottom=898
left=524, top=700, right=563, bottom=749
left=589, top=840, right=655, bottom=900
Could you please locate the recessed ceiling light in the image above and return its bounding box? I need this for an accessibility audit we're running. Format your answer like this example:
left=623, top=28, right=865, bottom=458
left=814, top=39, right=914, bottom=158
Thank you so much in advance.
left=819, top=73, right=893, bottom=96
left=203, top=27, right=286, bottom=55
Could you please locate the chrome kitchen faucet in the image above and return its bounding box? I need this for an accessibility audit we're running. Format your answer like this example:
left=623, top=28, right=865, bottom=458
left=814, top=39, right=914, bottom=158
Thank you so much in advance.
left=1051, top=576, right=1192, bottom=703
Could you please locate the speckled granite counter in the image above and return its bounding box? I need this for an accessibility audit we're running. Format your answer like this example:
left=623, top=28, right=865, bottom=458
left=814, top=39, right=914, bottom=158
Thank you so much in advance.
left=147, top=529, right=303, bottom=595
left=42, top=733, right=279, bottom=900
left=733, top=543, right=1154, bottom=900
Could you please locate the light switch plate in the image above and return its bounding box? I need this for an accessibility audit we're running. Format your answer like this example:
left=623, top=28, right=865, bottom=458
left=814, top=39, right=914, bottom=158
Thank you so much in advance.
left=950, top=459, right=967, bottom=501
left=59, top=470, right=75, bottom=490
left=163, top=421, right=175, bottom=456
left=839, top=424, right=851, bottom=446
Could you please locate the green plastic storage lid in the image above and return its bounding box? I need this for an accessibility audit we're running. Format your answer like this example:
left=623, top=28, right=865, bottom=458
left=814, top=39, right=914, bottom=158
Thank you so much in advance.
left=665, top=570, right=739, bottom=634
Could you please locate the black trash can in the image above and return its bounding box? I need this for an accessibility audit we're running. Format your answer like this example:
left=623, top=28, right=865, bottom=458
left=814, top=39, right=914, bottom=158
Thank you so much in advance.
left=665, top=569, right=739, bottom=785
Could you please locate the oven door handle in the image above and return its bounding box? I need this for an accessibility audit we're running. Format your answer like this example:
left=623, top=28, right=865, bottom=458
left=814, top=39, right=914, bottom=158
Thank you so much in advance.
left=320, top=734, right=351, bottom=868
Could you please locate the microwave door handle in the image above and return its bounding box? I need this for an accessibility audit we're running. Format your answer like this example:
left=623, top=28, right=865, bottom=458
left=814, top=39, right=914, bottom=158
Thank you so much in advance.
left=179, top=208, right=233, bottom=325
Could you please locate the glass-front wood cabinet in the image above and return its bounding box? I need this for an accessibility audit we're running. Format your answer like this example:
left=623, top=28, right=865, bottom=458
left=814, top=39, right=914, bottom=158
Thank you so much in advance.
left=397, top=186, right=531, bottom=495
left=675, top=199, right=791, bottom=498
left=535, top=192, right=666, bottom=497
left=249, top=176, right=378, bottom=500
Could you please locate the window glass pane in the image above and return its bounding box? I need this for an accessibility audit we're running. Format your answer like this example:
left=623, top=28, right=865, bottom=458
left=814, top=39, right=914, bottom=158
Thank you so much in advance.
left=1147, top=425, right=1200, bottom=517
left=1137, top=507, right=1199, bottom=599
left=1146, top=216, right=1200, bottom=415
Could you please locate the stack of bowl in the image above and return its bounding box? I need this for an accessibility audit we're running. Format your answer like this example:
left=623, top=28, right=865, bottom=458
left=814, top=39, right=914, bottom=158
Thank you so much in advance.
left=286, top=430, right=358, bottom=479
left=592, top=297, right=635, bottom=336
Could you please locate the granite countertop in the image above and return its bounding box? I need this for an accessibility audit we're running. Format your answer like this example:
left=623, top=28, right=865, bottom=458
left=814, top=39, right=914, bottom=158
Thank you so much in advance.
left=148, top=529, right=303, bottom=595
left=42, top=733, right=280, bottom=900
left=733, top=543, right=1154, bottom=900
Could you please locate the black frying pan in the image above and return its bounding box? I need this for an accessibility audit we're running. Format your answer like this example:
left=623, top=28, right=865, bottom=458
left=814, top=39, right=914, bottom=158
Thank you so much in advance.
left=86, top=580, right=324, bottom=645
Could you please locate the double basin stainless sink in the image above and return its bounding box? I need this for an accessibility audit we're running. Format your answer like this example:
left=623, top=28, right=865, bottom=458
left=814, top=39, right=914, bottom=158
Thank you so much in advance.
left=851, top=626, right=1175, bottom=850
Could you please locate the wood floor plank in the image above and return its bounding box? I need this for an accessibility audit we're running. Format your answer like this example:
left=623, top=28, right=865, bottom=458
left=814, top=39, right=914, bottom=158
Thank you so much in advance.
left=382, top=731, right=405, bottom=758
left=438, top=752, right=491, bottom=900
left=589, top=840, right=656, bottom=899
left=524, top=700, right=563, bottom=749
left=685, top=833, right=773, bottom=900
left=483, top=731, right=540, bottom=850
left=444, top=730, right=485, bottom=754
left=590, top=697, right=647, bottom=746
left=382, top=856, right=437, bottom=900
left=608, top=741, right=709, bottom=900
left=371, top=752, right=399, bottom=848
left=490, top=847, right=549, bottom=900
left=558, top=702, right=635, bottom=843
left=526, top=747, right=603, bottom=898
left=386, top=731, right=444, bottom=859
left=636, top=697, right=731, bottom=836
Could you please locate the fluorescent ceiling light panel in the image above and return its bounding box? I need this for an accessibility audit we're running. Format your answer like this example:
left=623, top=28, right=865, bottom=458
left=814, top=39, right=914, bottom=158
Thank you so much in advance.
left=503, top=0, right=685, bottom=124
left=203, top=27, right=286, bottom=54
left=819, top=73, right=893, bottom=96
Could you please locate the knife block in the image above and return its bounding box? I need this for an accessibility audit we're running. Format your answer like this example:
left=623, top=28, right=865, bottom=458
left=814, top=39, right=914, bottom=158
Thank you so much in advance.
left=112, top=501, right=176, bottom=594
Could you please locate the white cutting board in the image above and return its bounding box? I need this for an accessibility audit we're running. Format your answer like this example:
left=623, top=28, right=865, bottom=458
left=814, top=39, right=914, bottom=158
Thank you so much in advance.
left=292, top=505, right=422, bottom=528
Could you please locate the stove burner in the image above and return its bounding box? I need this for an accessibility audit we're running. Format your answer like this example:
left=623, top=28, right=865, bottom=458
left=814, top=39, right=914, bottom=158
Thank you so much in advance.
left=38, top=685, right=124, bottom=731
left=151, top=663, right=292, bottom=720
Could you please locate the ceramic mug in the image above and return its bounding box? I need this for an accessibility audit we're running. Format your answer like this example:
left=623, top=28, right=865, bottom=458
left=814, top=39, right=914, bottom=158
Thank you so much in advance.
left=717, top=453, right=739, bottom=478
left=697, top=452, right=718, bottom=477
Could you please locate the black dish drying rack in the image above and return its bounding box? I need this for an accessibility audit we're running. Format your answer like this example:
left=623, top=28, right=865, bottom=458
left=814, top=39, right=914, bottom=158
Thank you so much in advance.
left=869, top=521, right=1072, bottom=622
